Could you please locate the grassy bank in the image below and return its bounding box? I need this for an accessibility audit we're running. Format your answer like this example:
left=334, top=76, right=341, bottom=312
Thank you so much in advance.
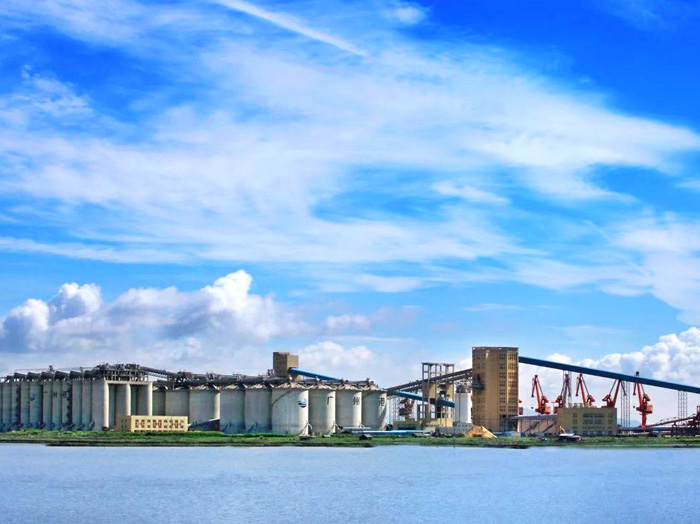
left=2, top=430, right=700, bottom=448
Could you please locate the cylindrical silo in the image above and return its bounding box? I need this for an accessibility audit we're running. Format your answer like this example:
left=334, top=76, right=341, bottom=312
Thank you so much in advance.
left=188, top=386, right=220, bottom=425
left=244, top=384, right=271, bottom=433
left=29, top=381, right=42, bottom=428
left=335, top=383, right=362, bottom=429
left=60, top=381, right=70, bottom=427
left=220, top=385, right=245, bottom=434
left=152, top=387, right=166, bottom=416
left=361, top=385, right=387, bottom=430
left=3, top=382, right=12, bottom=429
left=91, top=379, right=109, bottom=431
left=42, top=381, right=53, bottom=429
left=165, top=388, right=190, bottom=417
left=72, top=380, right=83, bottom=428
left=308, top=383, right=336, bottom=435
left=115, top=383, right=131, bottom=423
left=271, top=382, right=309, bottom=435
left=137, top=384, right=153, bottom=416
left=81, top=380, right=93, bottom=429
left=20, top=380, right=31, bottom=428
left=455, top=386, right=471, bottom=424
left=51, top=381, right=62, bottom=429
left=10, top=382, right=19, bottom=427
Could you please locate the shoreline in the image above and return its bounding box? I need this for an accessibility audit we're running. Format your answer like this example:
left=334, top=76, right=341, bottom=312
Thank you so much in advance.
left=2, top=431, right=700, bottom=449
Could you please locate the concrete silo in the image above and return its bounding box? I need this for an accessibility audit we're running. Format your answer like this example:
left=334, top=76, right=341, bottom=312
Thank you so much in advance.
left=165, top=388, right=190, bottom=417
left=308, top=383, right=336, bottom=435
left=361, top=384, right=387, bottom=430
left=152, top=387, right=166, bottom=416
left=244, top=384, right=271, bottom=433
left=91, top=379, right=109, bottom=431
left=42, top=381, right=53, bottom=429
left=335, top=383, right=362, bottom=429
left=220, top=385, right=245, bottom=434
left=271, top=382, right=309, bottom=435
left=10, top=382, right=19, bottom=428
left=60, top=381, right=71, bottom=428
left=19, top=380, right=31, bottom=428
left=29, top=381, right=42, bottom=428
left=188, top=386, right=220, bottom=425
left=71, top=380, right=83, bottom=429
left=81, top=379, right=93, bottom=429
left=455, top=385, right=471, bottom=424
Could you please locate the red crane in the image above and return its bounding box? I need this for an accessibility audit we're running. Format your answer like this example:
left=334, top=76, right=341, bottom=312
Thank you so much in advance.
left=575, top=374, right=595, bottom=407
left=632, top=372, right=653, bottom=427
left=531, top=375, right=551, bottom=415
left=553, top=371, right=572, bottom=414
left=601, top=379, right=626, bottom=408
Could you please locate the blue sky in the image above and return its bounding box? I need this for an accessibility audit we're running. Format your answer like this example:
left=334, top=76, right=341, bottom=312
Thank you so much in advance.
left=1, top=0, right=700, bottom=419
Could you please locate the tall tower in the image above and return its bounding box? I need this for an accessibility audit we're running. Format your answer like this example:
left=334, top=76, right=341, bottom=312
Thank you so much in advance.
left=471, top=346, right=519, bottom=432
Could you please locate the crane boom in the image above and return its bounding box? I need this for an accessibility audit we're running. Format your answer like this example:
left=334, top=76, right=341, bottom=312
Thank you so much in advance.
left=531, top=375, right=551, bottom=415
left=575, top=374, right=595, bottom=407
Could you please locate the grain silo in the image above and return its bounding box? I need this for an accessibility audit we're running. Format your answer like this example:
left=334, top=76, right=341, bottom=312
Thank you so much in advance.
left=52, top=381, right=62, bottom=429
left=42, top=380, right=53, bottom=429
left=308, top=383, right=336, bottom=435
left=29, top=381, right=42, bottom=428
left=220, top=385, right=245, bottom=433
left=244, top=383, right=272, bottom=433
left=271, top=382, right=309, bottom=435
left=152, top=387, right=166, bottom=416
left=361, top=384, right=387, bottom=430
left=188, top=385, right=220, bottom=425
left=19, top=380, right=30, bottom=428
left=71, top=379, right=83, bottom=428
left=335, top=383, right=362, bottom=428
left=81, top=379, right=93, bottom=429
left=165, top=387, right=190, bottom=417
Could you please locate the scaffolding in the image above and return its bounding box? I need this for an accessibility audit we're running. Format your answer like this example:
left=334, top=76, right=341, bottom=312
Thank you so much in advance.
left=621, top=381, right=631, bottom=429
left=679, top=390, right=688, bottom=420
left=419, top=362, right=454, bottom=426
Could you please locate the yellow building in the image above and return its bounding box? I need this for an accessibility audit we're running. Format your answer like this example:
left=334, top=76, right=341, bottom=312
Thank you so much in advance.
left=116, top=415, right=188, bottom=432
left=471, top=346, right=519, bottom=432
left=556, top=406, right=617, bottom=436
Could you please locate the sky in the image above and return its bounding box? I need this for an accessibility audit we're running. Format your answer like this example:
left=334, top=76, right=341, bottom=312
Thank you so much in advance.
left=1, top=0, right=700, bottom=422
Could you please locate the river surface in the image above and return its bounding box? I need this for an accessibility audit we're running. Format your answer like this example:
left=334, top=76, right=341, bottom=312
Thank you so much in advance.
left=1, top=444, right=697, bottom=523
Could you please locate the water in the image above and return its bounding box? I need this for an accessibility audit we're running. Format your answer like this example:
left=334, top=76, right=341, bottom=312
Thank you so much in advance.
left=1, top=444, right=697, bottom=523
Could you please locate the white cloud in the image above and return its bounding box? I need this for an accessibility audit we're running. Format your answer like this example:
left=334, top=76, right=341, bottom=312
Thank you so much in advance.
left=0, top=270, right=306, bottom=354
left=433, top=181, right=509, bottom=206
left=298, top=340, right=374, bottom=375
left=463, top=303, right=525, bottom=312
left=323, top=314, right=373, bottom=333
left=389, top=2, right=427, bottom=25
left=354, top=274, right=423, bottom=293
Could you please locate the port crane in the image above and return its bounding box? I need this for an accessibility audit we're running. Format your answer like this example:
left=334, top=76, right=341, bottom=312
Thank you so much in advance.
left=601, top=379, right=626, bottom=408
left=553, top=371, right=572, bottom=413
left=633, top=371, right=653, bottom=427
left=575, top=373, right=595, bottom=407
left=531, top=375, right=551, bottom=415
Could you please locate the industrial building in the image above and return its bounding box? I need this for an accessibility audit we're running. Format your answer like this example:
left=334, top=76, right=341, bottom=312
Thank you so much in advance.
left=0, top=352, right=388, bottom=435
left=472, top=346, right=519, bottom=432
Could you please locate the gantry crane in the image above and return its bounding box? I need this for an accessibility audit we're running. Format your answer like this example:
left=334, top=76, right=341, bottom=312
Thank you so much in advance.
left=575, top=373, right=595, bottom=407
left=633, top=371, right=653, bottom=427
left=531, top=375, right=551, bottom=415
left=601, top=379, right=626, bottom=408
left=553, top=371, right=572, bottom=414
